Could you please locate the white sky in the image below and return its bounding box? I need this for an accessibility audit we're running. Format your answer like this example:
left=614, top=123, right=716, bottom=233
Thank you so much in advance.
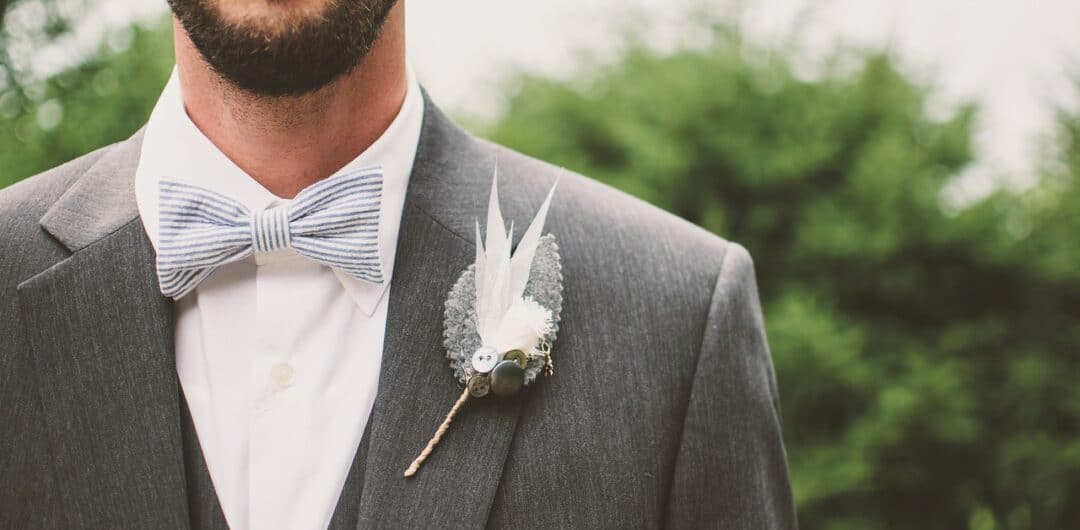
left=60, top=0, right=1080, bottom=198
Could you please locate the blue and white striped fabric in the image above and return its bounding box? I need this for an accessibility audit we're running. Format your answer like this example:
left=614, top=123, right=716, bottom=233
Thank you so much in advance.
left=156, top=166, right=384, bottom=299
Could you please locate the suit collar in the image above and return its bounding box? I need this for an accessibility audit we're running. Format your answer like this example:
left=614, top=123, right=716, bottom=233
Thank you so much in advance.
left=34, top=90, right=508, bottom=263
left=39, top=128, right=144, bottom=253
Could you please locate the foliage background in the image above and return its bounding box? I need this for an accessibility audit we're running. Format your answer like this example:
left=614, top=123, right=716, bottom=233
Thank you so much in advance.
left=2, top=3, right=1078, bottom=529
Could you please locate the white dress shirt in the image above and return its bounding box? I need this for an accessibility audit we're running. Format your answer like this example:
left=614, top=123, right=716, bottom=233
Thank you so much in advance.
left=133, top=67, right=424, bottom=530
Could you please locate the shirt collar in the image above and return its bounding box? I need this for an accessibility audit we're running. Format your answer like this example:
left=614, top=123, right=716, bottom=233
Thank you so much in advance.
left=134, top=65, right=424, bottom=316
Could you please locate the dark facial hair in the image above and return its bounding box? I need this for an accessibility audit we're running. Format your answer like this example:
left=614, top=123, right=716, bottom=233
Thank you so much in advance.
left=167, top=0, right=398, bottom=97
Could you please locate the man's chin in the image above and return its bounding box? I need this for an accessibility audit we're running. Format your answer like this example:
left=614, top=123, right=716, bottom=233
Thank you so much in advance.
left=169, top=0, right=397, bottom=97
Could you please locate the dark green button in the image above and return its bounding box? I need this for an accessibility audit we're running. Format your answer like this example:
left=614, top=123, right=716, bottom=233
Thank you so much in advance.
left=490, top=360, right=524, bottom=397
left=467, top=374, right=490, bottom=397
left=503, top=349, right=528, bottom=368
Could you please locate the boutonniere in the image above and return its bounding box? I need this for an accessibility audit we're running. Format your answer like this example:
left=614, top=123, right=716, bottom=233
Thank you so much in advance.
left=405, top=171, right=561, bottom=477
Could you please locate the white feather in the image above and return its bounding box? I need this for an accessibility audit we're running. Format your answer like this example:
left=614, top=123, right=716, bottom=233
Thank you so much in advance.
left=473, top=167, right=558, bottom=350
left=488, top=296, right=554, bottom=354
left=477, top=169, right=507, bottom=339
left=509, top=180, right=558, bottom=300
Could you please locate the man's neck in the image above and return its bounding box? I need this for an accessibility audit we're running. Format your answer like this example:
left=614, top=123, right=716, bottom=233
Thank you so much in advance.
left=172, top=4, right=408, bottom=199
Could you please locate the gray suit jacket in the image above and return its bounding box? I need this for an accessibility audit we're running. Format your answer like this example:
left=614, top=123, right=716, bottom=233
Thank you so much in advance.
left=0, top=95, right=796, bottom=529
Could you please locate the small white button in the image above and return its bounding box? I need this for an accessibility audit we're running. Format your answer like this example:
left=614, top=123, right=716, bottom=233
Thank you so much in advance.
left=471, top=346, right=500, bottom=373
left=271, top=362, right=295, bottom=388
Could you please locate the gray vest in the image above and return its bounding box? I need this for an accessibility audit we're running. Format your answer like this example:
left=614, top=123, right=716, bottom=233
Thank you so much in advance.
left=179, top=392, right=372, bottom=530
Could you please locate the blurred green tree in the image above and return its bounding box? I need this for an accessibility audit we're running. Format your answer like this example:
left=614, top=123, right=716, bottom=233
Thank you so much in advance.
left=0, top=2, right=173, bottom=188
left=482, top=24, right=1080, bottom=530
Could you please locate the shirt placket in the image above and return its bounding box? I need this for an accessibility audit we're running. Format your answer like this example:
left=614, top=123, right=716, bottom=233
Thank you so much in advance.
left=249, top=252, right=309, bottom=530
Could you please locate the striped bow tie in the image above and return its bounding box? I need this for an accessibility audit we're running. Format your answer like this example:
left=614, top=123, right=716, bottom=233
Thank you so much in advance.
left=156, top=166, right=384, bottom=299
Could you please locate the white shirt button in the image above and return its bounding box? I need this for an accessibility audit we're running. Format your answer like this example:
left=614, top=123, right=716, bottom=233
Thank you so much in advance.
left=271, top=362, right=296, bottom=388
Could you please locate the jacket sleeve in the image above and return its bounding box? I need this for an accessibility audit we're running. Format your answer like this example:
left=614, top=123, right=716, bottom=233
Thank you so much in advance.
left=664, top=243, right=797, bottom=529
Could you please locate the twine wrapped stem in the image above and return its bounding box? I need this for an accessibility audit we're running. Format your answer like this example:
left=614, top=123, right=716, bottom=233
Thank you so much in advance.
left=404, top=386, right=471, bottom=477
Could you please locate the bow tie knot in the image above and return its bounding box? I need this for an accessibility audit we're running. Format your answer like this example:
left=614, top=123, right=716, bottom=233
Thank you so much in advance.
left=156, top=166, right=384, bottom=299
left=251, top=205, right=292, bottom=253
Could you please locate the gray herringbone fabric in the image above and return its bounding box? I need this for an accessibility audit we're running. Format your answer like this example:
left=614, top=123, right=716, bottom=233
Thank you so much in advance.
left=0, top=93, right=797, bottom=529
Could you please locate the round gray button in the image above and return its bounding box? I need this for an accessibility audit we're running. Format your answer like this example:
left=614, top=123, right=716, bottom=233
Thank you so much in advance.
left=467, top=374, right=490, bottom=397
left=503, top=349, right=528, bottom=368
left=490, top=360, right=524, bottom=397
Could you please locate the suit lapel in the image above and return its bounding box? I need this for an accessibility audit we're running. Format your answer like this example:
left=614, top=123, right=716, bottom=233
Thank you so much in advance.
left=17, top=220, right=189, bottom=528
left=16, top=132, right=190, bottom=529
left=356, top=98, right=527, bottom=528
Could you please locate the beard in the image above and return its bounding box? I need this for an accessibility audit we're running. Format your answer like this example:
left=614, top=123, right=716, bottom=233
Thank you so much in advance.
left=167, top=0, right=398, bottom=97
